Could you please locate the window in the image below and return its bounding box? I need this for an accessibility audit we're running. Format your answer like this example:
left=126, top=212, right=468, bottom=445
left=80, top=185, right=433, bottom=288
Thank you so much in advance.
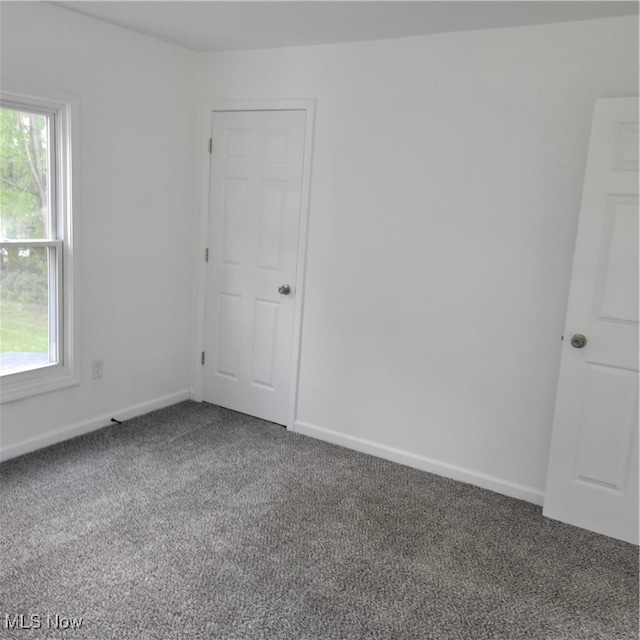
left=0, top=92, right=79, bottom=402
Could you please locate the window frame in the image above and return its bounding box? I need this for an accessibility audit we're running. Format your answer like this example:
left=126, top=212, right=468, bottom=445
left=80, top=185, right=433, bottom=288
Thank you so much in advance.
left=0, top=90, right=80, bottom=403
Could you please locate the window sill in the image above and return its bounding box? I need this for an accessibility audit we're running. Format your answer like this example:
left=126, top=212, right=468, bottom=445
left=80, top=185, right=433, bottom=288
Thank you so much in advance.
left=1, top=366, right=80, bottom=404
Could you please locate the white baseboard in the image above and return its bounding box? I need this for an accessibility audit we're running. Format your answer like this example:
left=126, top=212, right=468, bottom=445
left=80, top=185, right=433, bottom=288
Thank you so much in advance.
left=0, top=389, right=192, bottom=462
left=293, top=419, right=544, bottom=506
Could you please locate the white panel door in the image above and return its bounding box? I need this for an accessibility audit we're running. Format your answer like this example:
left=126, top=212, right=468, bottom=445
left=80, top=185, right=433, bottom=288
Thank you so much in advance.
left=203, top=110, right=306, bottom=424
left=543, top=97, right=639, bottom=544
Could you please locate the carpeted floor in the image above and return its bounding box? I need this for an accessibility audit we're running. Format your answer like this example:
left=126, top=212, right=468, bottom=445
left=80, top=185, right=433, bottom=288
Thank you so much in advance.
left=0, top=401, right=637, bottom=639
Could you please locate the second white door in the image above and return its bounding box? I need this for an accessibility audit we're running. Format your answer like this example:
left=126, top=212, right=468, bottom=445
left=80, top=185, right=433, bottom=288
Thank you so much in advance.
left=543, top=97, right=638, bottom=544
left=203, top=110, right=307, bottom=424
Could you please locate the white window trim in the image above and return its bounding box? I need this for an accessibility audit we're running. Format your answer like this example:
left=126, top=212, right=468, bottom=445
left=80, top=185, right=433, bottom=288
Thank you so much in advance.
left=1, top=88, right=81, bottom=403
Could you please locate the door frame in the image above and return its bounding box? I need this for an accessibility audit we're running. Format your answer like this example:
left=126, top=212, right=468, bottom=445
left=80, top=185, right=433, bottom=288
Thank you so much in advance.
left=193, top=98, right=316, bottom=430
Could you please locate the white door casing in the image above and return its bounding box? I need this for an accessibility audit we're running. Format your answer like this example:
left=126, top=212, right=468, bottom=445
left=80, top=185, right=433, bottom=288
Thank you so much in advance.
left=203, top=108, right=309, bottom=425
left=543, top=97, right=639, bottom=544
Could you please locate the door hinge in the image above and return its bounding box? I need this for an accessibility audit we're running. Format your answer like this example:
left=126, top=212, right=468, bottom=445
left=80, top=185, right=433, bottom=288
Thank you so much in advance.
left=205, top=247, right=209, bottom=262
left=201, top=351, right=205, bottom=365
left=208, top=138, right=213, bottom=154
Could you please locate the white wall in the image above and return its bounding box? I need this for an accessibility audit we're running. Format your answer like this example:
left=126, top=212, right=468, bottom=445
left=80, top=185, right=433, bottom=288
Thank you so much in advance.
left=0, top=3, right=198, bottom=458
left=197, top=16, right=638, bottom=501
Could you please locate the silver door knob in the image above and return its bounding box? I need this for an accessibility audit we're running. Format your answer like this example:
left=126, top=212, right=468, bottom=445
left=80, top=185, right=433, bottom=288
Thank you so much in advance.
left=570, top=334, right=587, bottom=349
left=278, top=284, right=291, bottom=295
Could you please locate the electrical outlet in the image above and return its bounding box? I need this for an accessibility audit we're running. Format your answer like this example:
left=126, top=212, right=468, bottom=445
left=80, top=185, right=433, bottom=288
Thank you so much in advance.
left=92, top=359, right=104, bottom=380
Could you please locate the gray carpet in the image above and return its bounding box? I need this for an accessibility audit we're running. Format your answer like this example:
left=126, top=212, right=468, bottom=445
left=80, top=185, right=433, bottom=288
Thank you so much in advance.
left=0, top=401, right=637, bottom=639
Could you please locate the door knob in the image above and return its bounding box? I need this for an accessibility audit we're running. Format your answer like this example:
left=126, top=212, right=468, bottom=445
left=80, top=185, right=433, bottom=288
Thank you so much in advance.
left=278, top=284, right=291, bottom=295
left=570, top=334, right=587, bottom=349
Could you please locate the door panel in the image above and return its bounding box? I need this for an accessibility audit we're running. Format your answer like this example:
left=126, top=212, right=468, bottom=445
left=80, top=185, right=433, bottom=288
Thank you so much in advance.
left=203, top=110, right=306, bottom=425
left=221, top=178, right=248, bottom=265
left=258, top=180, right=286, bottom=269
left=573, top=363, right=637, bottom=489
left=598, top=198, right=638, bottom=322
left=251, top=299, right=279, bottom=388
left=216, top=293, right=242, bottom=380
left=543, top=98, right=639, bottom=544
